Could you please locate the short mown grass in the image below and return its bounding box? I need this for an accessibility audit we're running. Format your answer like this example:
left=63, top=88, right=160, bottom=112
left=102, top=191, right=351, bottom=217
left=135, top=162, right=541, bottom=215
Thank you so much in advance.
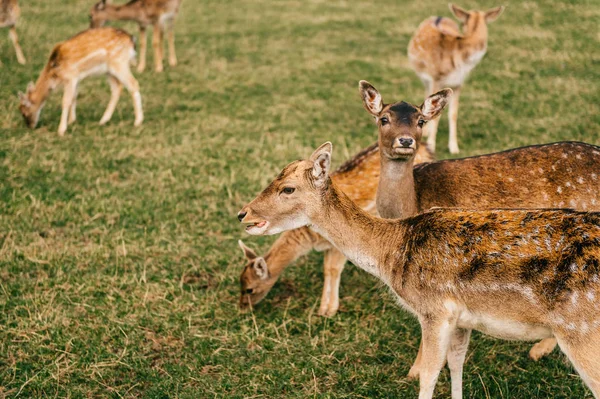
left=1, top=0, right=599, bottom=397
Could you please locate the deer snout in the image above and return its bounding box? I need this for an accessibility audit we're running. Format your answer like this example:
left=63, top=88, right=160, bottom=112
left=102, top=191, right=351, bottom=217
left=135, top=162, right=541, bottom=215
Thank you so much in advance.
left=398, top=137, right=415, bottom=148
left=237, top=210, right=248, bottom=222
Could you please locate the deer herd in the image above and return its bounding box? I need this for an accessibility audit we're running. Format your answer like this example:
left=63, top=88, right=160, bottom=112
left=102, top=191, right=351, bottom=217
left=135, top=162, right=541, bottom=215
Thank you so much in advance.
left=3, top=1, right=599, bottom=397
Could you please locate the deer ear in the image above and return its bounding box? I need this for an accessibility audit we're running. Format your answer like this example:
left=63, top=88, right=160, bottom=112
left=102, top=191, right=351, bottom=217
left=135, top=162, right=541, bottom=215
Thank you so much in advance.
left=449, top=3, right=469, bottom=22
left=485, top=6, right=504, bottom=23
left=252, top=258, right=268, bottom=280
left=96, top=0, right=106, bottom=10
left=421, top=89, right=453, bottom=121
left=309, top=142, right=332, bottom=184
left=238, top=240, right=257, bottom=260
left=358, top=80, right=383, bottom=116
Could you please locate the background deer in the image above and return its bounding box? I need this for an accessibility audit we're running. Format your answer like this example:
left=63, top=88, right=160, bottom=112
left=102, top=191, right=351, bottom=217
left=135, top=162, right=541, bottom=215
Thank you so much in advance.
left=359, top=80, right=600, bottom=371
left=408, top=4, right=504, bottom=154
left=0, top=0, right=26, bottom=64
left=18, top=27, right=143, bottom=135
left=90, top=0, right=182, bottom=73
left=238, top=142, right=600, bottom=399
left=239, top=142, right=434, bottom=317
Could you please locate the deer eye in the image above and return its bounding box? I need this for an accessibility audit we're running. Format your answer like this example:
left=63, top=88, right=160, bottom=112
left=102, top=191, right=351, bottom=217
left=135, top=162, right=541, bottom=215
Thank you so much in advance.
left=380, top=116, right=389, bottom=126
left=282, top=187, right=295, bottom=194
left=417, top=119, right=426, bottom=128
left=245, top=288, right=254, bottom=294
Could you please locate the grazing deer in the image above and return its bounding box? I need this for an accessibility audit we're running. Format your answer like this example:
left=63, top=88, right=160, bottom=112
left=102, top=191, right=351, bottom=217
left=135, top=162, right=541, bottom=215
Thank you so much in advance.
left=408, top=4, right=504, bottom=154
left=18, top=27, right=143, bottom=136
left=90, top=0, right=182, bottom=73
left=239, top=142, right=434, bottom=317
left=239, top=142, right=600, bottom=399
left=359, top=79, right=600, bottom=374
left=0, top=0, right=26, bottom=64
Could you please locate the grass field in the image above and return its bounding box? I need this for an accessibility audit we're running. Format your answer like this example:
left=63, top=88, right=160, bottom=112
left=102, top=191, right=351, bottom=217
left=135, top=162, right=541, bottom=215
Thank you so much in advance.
left=1, top=0, right=599, bottom=397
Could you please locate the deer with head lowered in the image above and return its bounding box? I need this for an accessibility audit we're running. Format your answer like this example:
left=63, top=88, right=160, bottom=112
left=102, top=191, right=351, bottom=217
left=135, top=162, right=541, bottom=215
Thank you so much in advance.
left=0, top=0, right=26, bottom=64
left=238, top=142, right=434, bottom=317
left=18, top=27, right=143, bottom=136
left=90, top=0, right=182, bottom=73
left=358, top=80, right=600, bottom=375
left=408, top=4, right=504, bottom=154
left=239, top=142, right=600, bottom=399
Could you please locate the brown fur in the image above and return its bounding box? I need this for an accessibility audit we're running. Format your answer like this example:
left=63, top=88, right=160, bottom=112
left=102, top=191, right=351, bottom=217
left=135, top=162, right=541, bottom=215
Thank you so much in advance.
left=18, top=27, right=143, bottom=135
left=90, top=0, right=182, bottom=72
left=238, top=142, right=434, bottom=316
left=0, top=0, right=25, bottom=64
left=239, top=143, right=600, bottom=398
left=408, top=4, right=504, bottom=154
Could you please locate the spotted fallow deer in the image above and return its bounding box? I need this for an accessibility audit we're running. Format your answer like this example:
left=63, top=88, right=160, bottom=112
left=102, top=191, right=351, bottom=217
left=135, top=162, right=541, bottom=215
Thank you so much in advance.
left=18, top=27, right=143, bottom=136
left=408, top=4, right=504, bottom=154
left=0, top=0, right=26, bottom=64
left=359, top=80, right=600, bottom=375
left=238, top=142, right=434, bottom=317
left=90, top=0, right=182, bottom=73
left=239, top=142, right=600, bottom=399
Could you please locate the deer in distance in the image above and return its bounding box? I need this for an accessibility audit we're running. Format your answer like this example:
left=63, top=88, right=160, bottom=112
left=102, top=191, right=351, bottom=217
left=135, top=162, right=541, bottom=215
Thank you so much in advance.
left=0, top=0, right=26, bottom=64
left=238, top=142, right=600, bottom=399
left=90, top=0, right=182, bottom=73
left=358, top=79, right=600, bottom=375
left=238, top=142, right=434, bottom=317
left=18, top=27, right=143, bottom=136
left=408, top=4, right=504, bottom=154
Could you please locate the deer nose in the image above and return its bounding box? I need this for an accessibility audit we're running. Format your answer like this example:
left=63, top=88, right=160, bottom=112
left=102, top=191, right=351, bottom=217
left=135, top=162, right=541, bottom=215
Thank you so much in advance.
left=237, top=211, right=247, bottom=222
left=398, top=137, right=414, bottom=148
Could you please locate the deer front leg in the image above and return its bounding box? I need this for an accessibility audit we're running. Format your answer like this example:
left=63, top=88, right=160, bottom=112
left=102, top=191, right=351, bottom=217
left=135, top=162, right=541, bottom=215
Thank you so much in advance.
left=317, top=248, right=346, bottom=317
left=167, top=20, right=177, bottom=67
left=58, top=80, right=77, bottom=136
left=9, top=26, right=26, bottom=65
left=100, top=76, right=123, bottom=125
left=447, top=328, right=471, bottom=399
left=152, top=23, right=164, bottom=72
left=137, top=25, right=147, bottom=73
left=418, top=317, right=454, bottom=399
left=448, top=86, right=461, bottom=154
left=407, top=340, right=423, bottom=380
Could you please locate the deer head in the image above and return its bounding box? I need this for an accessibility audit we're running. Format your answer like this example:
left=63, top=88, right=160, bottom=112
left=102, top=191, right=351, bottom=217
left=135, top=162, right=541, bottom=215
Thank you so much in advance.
left=449, top=4, right=504, bottom=37
left=89, top=0, right=109, bottom=28
left=238, top=142, right=333, bottom=236
left=237, top=240, right=277, bottom=308
left=358, top=81, right=452, bottom=161
left=18, top=82, right=43, bottom=129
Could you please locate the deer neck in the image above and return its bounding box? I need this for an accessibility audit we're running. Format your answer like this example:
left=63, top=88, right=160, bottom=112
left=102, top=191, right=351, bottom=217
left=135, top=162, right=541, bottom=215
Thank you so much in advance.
left=105, top=3, right=143, bottom=22
left=307, top=180, right=406, bottom=284
left=30, top=69, right=57, bottom=106
left=263, top=227, right=322, bottom=278
left=376, top=155, right=418, bottom=219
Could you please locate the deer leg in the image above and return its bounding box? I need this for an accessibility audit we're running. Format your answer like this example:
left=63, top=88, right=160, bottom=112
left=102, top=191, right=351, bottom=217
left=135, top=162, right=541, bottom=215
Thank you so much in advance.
left=529, top=337, right=557, bottom=361
left=68, top=83, right=78, bottom=125
left=100, top=76, right=123, bottom=125
left=167, top=19, right=177, bottom=67
left=448, top=86, right=461, bottom=154
left=555, top=333, right=600, bottom=397
left=418, top=318, right=454, bottom=399
left=152, top=23, right=164, bottom=72
left=407, top=340, right=423, bottom=380
left=9, top=26, right=26, bottom=65
left=447, top=328, right=471, bottom=399
left=58, top=80, right=77, bottom=136
left=426, top=82, right=441, bottom=153
left=318, top=248, right=346, bottom=317
left=137, top=25, right=147, bottom=73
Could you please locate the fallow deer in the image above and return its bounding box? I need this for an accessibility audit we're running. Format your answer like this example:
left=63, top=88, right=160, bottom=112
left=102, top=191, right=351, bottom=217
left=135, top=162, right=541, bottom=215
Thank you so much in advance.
left=359, top=79, right=600, bottom=374
left=408, top=4, right=504, bottom=154
left=238, top=142, right=434, bottom=317
left=0, top=0, right=26, bottom=64
left=239, top=142, right=600, bottom=399
left=90, top=0, right=182, bottom=73
left=18, top=27, right=143, bottom=136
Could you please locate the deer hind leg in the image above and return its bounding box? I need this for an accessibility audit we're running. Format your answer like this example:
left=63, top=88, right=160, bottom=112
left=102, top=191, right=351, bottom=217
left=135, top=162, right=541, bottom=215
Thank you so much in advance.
left=9, top=26, right=26, bottom=65
left=167, top=19, right=177, bottom=67
left=529, top=337, right=557, bottom=361
left=152, top=23, right=164, bottom=72
left=317, top=248, right=346, bottom=317
left=448, top=86, right=461, bottom=154
left=111, top=65, right=143, bottom=126
left=58, top=80, right=78, bottom=136
left=447, top=328, right=471, bottom=399
left=99, top=76, right=123, bottom=125
left=418, top=317, right=454, bottom=399
left=137, top=25, right=147, bottom=73
left=68, top=83, right=78, bottom=125
left=555, top=333, right=600, bottom=397
left=425, top=82, right=441, bottom=153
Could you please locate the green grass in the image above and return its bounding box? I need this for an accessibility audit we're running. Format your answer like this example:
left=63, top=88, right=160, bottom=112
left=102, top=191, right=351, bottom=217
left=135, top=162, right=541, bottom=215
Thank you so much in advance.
left=0, top=0, right=599, bottom=397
